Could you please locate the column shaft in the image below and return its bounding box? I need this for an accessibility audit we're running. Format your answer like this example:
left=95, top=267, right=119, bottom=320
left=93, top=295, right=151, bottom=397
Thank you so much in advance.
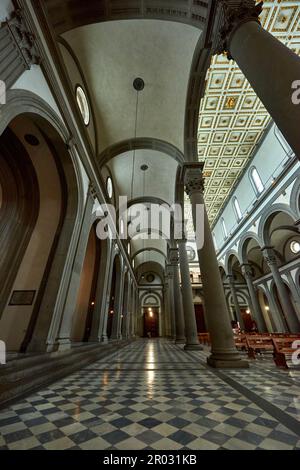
left=172, top=262, right=186, bottom=344
left=241, top=264, right=267, bottom=332
left=178, top=240, right=202, bottom=350
left=263, top=249, right=300, bottom=333
left=227, top=275, right=245, bottom=330
left=229, top=21, right=300, bottom=158
left=184, top=164, right=248, bottom=368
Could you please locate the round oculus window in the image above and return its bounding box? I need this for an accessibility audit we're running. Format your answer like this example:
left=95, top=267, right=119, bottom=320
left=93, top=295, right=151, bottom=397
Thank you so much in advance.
left=106, top=177, right=113, bottom=199
left=76, top=86, right=90, bottom=126
left=146, top=273, right=155, bottom=283
left=186, top=246, right=196, bottom=261
left=290, top=240, right=300, bottom=254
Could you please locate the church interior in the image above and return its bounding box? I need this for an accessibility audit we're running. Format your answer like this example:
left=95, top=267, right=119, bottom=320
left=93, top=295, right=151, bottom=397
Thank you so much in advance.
left=0, top=0, right=300, bottom=451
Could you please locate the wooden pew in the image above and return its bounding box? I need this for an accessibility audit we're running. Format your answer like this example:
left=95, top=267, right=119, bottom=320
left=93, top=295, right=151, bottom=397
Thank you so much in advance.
left=198, top=333, right=211, bottom=346
left=272, top=337, right=300, bottom=368
left=234, top=334, right=247, bottom=351
left=246, top=335, right=274, bottom=359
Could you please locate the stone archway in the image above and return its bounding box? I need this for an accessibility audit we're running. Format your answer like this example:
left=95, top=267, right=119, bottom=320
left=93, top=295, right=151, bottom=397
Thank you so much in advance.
left=0, top=113, right=80, bottom=352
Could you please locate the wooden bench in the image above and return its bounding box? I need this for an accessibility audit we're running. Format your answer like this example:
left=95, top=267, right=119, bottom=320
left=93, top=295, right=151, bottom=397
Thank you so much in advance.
left=234, top=334, right=247, bottom=351
left=272, top=337, right=300, bottom=368
left=198, top=333, right=210, bottom=346
left=246, top=335, right=274, bottom=359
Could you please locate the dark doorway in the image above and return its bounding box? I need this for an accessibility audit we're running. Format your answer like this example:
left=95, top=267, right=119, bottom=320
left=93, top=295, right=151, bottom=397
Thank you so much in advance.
left=241, top=309, right=254, bottom=332
left=195, top=304, right=207, bottom=333
left=143, top=307, right=159, bottom=338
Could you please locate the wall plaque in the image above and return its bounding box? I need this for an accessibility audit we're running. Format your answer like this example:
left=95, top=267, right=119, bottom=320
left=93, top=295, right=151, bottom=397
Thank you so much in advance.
left=9, top=290, right=36, bottom=306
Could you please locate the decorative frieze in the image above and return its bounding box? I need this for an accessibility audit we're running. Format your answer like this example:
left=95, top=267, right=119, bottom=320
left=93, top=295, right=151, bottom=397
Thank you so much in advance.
left=0, top=8, right=40, bottom=89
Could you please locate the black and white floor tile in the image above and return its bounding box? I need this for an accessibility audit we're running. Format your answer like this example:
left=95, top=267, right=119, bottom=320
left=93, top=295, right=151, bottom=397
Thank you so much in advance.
left=0, top=339, right=300, bottom=450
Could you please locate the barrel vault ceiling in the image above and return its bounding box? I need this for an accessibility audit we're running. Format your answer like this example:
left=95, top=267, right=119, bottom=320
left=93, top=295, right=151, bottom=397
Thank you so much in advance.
left=194, top=0, right=300, bottom=227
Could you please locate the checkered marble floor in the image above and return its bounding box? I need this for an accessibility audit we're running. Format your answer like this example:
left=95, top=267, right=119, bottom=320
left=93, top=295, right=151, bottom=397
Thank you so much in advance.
left=0, top=339, right=300, bottom=450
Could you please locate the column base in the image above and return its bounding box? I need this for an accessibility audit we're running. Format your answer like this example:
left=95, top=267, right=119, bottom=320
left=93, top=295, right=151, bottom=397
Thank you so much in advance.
left=184, top=343, right=203, bottom=351
left=100, top=336, right=108, bottom=344
left=175, top=338, right=186, bottom=344
left=56, top=338, right=72, bottom=352
left=207, top=355, right=249, bottom=369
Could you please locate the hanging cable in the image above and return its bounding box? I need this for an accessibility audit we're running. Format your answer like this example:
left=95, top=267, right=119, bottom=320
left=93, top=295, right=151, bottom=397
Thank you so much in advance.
left=130, top=89, right=140, bottom=200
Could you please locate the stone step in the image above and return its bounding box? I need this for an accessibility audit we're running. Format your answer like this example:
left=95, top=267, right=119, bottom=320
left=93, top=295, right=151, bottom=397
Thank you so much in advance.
left=0, top=339, right=133, bottom=409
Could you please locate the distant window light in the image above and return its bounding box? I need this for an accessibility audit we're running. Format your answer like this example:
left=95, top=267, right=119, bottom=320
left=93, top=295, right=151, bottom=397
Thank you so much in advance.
left=120, top=219, right=125, bottom=237
left=106, top=177, right=113, bottom=199
left=250, top=167, right=264, bottom=195
left=290, top=240, right=300, bottom=254
left=76, top=86, right=90, bottom=126
left=221, top=219, right=228, bottom=240
left=127, top=243, right=131, bottom=256
left=213, top=233, right=218, bottom=249
left=233, top=197, right=242, bottom=222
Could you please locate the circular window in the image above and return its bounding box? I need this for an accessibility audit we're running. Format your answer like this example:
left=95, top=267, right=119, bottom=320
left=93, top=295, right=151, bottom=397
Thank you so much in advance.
left=186, top=246, right=196, bottom=261
left=76, top=86, right=90, bottom=126
left=146, top=273, right=155, bottom=283
left=106, top=177, right=113, bottom=199
left=120, top=219, right=125, bottom=237
left=290, top=240, right=300, bottom=254
left=24, top=134, right=40, bottom=146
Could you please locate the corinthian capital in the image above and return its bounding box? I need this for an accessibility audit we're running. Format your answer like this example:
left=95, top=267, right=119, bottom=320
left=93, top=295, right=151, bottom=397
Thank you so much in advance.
left=212, top=0, right=263, bottom=59
left=183, top=163, right=205, bottom=197
left=169, top=248, right=179, bottom=266
left=241, top=263, right=254, bottom=279
left=262, top=247, right=277, bottom=266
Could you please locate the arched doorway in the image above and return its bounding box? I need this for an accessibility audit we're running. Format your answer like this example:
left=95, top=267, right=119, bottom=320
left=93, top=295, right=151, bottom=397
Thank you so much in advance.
left=257, top=287, right=276, bottom=332
left=143, top=307, right=159, bottom=338
left=107, top=254, right=122, bottom=339
left=121, top=274, right=130, bottom=338
left=71, top=222, right=102, bottom=342
left=0, top=114, right=79, bottom=352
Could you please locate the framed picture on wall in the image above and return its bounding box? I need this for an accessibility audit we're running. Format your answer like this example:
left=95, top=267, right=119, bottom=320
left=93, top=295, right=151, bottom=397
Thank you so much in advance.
left=9, top=290, right=36, bottom=306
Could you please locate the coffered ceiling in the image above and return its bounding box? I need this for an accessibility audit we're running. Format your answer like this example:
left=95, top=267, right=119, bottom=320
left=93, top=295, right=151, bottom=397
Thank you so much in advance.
left=192, top=0, right=300, bottom=228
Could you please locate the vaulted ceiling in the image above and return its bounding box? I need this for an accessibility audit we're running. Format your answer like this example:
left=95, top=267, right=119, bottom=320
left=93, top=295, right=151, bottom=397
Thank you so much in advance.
left=42, top=0, right=300, bottom=261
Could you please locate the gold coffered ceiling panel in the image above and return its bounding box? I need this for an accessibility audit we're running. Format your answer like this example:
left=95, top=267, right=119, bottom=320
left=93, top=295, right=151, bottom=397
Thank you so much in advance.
left=197, top=0, right=300, bottom=226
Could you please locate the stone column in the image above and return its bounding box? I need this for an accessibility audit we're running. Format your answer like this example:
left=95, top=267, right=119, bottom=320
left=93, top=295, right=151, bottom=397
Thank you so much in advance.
left=178, top=239, right=202, bottom=350
left=166, top=265, right=176, bottom=340
left=121, top=280, right=129, bottom=338
left=111, top=267, right=126, bottom=339
left=169, top=250, right=186, bottom=344
left=262, top=247, right=300, bottom=333
left=183, top=163, right=248, bottom=368
left=89, top=244, right=113, bottom=343
left=213, top=0, right=300, bottom=159
left=48, top=190, right=94, bottom=352
left=241, top=263, right=267, bottom=332
left=163, top=278, right=172, bottom=338
left=227, top=275, right=245, bottom=330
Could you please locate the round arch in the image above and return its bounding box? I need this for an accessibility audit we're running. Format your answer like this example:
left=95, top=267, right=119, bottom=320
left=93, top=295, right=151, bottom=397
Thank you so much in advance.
left=238, top=232, right=263, bottom=264
left=98, top=137, right=184, bottom=168
left=132, top=248, right=167, bottom=262
left=225, top=249, right=242, bottom=275
left=44, top=2, right=208, bottom=35
left=290, top=175, right=300, bottom=218
left=258, top=203, right=298, bottom=246
left=0, top=91, right=83, bottom=352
